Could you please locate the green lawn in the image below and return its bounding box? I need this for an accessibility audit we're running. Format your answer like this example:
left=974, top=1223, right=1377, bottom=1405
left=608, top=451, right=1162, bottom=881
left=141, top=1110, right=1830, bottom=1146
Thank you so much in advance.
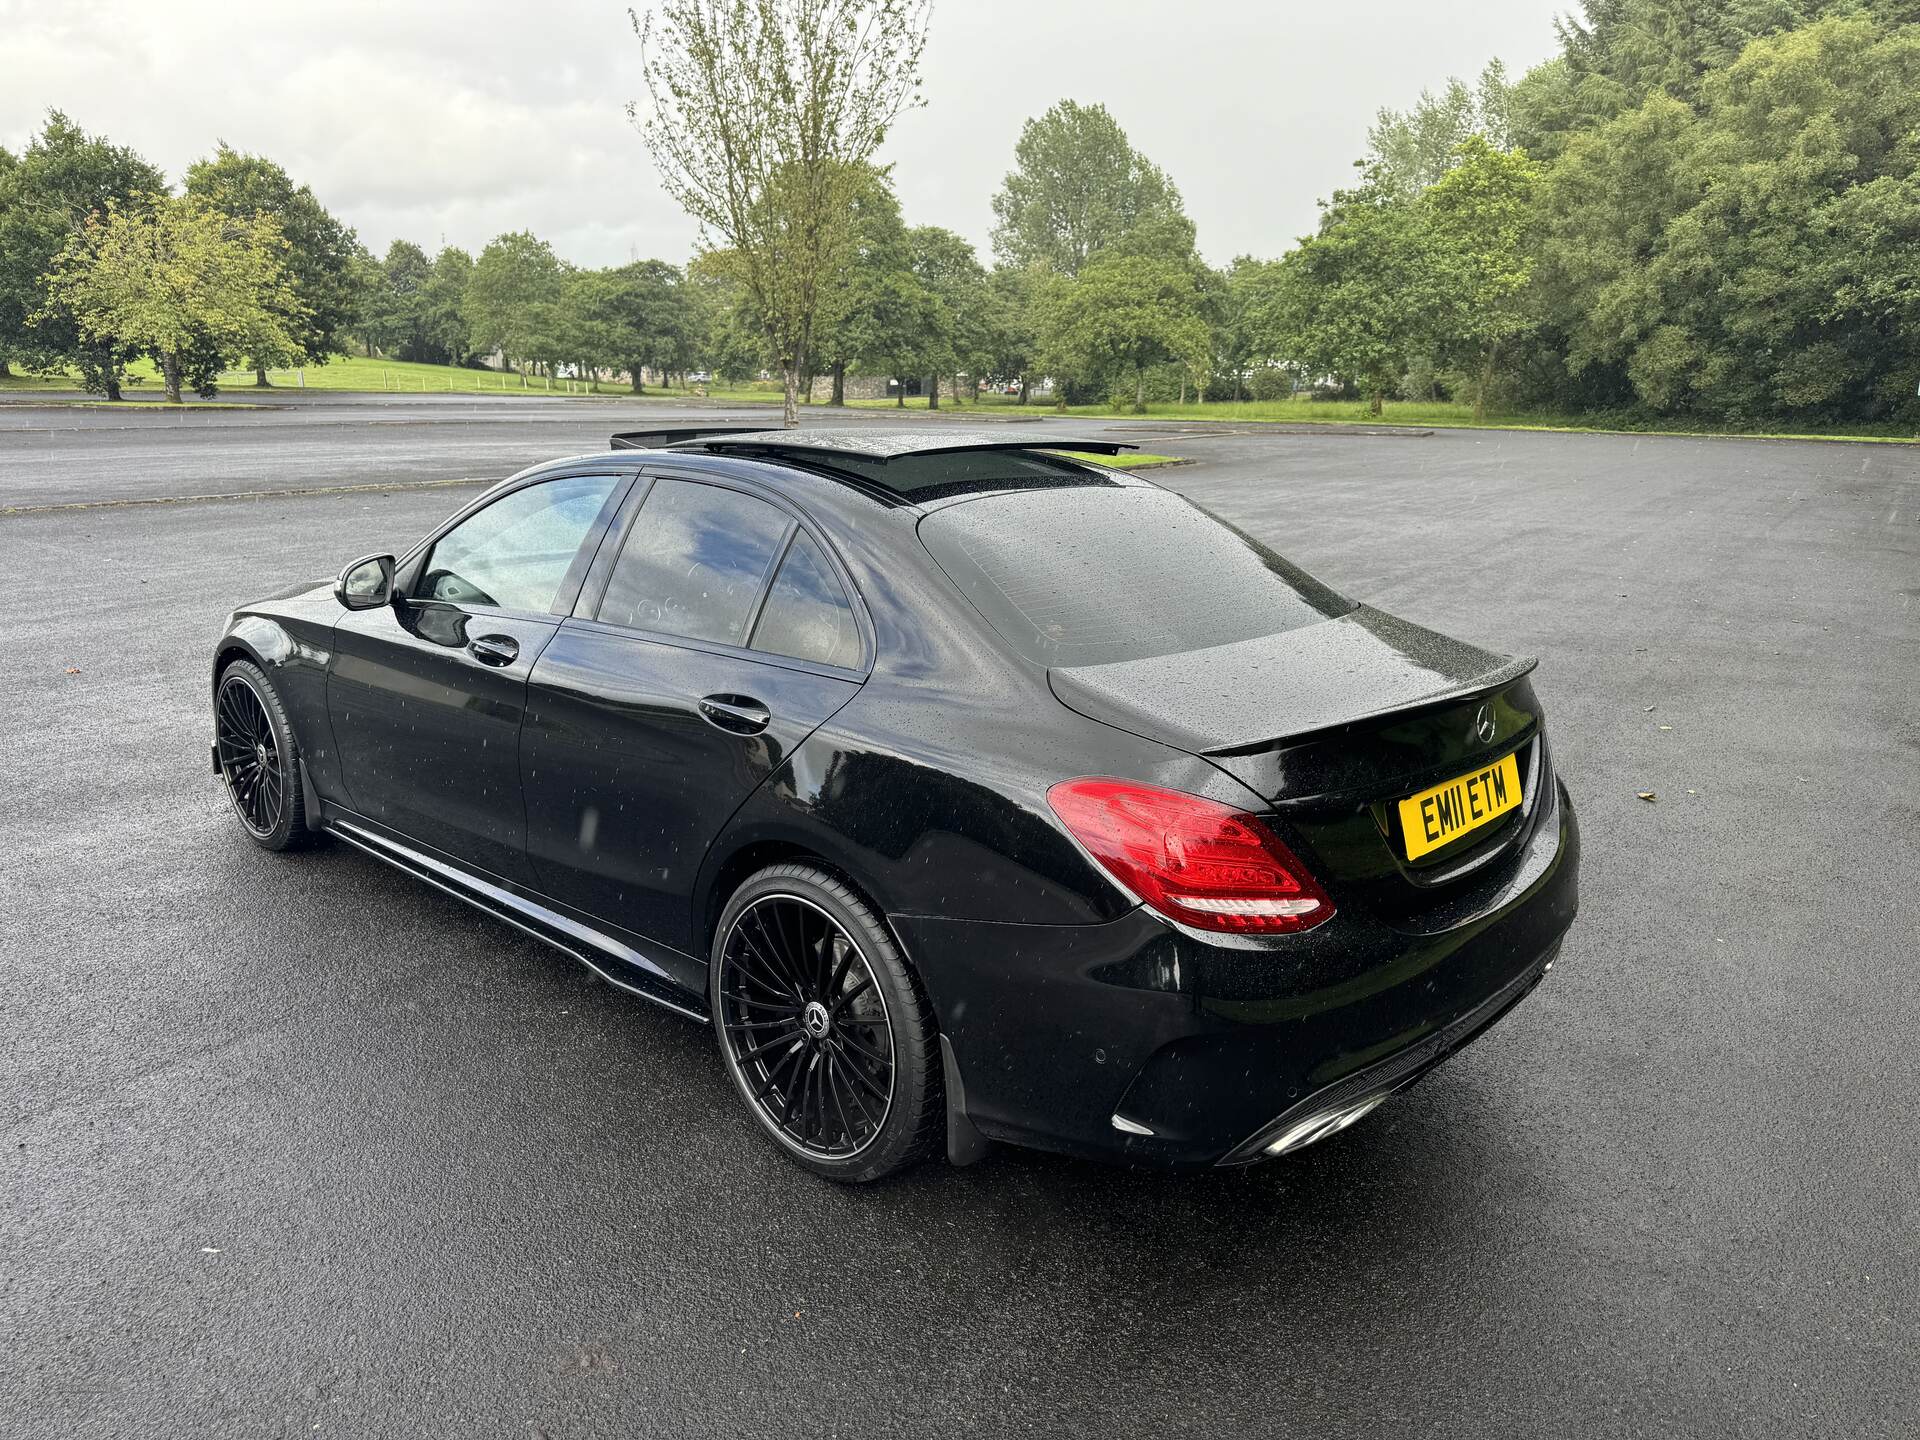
left=0, top=355, right=787, bottom=400
left=6, top=358, right=1911, bottom=443
left=1050, top=450, right=1183, bottom=467
left=842, top=391, right=1920, bottom=442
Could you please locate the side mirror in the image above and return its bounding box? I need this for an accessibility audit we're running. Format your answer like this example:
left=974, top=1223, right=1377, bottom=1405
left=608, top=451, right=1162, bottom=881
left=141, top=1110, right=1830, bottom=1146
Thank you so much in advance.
left=334, top=553, right=396, bottom=611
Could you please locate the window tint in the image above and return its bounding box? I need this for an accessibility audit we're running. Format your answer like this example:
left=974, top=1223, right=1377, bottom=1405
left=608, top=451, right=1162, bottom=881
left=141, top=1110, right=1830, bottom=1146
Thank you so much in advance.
left=419, top=474, right=617, bottom=613
left=596, top=479, right=791, bottom=645
left=918, top=488, right=1354, bottom=668
left=750, top=531, right=861, bottom=668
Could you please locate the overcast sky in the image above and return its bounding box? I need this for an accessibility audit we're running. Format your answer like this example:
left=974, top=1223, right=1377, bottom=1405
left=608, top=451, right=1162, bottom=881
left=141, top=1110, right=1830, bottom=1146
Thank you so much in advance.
left=0, top=1, right=1565, bottom=269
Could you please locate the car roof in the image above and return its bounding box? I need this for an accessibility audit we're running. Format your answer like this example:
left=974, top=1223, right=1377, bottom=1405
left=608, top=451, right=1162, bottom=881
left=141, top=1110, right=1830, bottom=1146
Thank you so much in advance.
left=609, top=425, right=1136, bottom=463
left=604, top=427, right=1150, bottom=511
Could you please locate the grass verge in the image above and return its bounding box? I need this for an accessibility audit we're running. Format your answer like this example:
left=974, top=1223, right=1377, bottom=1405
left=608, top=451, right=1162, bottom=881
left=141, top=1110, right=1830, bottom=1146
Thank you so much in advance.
left=840, top=393, right=1920, bottom=443
left=0, top=356, right=794, bottom=402
left=1050, top=450, right=1183, bottom=467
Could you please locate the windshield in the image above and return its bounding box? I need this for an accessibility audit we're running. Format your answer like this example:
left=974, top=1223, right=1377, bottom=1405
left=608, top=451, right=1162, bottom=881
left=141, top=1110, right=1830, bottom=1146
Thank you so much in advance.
left=918, top=487, right=1353, bottom=668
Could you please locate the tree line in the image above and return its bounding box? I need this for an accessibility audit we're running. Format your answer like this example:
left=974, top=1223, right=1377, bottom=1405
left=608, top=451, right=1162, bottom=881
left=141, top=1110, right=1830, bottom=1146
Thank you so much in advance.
left=1266, top=0, right=1920, bottom=425
left=628, top=0, right=1920, bottom=428
left=7, top=0, right=1918, bottom=426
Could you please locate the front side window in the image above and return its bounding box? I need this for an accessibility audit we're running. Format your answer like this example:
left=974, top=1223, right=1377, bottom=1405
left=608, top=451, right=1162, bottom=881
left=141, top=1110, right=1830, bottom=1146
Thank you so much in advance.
left=595, top=479, right=792, bottom=645
left=418, top=474, right=617, bottom=613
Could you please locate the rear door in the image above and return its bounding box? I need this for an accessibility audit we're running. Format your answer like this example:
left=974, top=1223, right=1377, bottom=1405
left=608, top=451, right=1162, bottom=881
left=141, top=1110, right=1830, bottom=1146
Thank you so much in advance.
left=327, top=470, right=630, bottom=881
left=521, top=473, right=868, bottom=953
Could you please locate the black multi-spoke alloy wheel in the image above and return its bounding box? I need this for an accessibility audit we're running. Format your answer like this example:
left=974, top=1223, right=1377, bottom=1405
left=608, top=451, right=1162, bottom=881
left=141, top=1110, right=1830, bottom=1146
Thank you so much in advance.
left=215, top=659, right=311, bottom=852
left=711, top=864, right=941, bottom=1182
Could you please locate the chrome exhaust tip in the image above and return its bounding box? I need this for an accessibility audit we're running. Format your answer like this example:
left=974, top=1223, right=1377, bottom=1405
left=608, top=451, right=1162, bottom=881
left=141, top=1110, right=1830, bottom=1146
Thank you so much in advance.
left=1261, top=1093, right=1389, bottom=1158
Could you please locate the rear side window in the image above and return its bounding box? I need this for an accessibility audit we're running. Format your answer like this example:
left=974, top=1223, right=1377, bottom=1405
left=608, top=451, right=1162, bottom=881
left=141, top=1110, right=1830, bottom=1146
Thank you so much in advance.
left=918, top=488, right=1353, bottom=668
left=750, top=532, right=861, bottom=668
left=596, top=479, right=791, bottom=645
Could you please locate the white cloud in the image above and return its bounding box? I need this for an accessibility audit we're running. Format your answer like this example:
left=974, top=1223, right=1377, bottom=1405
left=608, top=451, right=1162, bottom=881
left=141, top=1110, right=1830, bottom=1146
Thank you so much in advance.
left=0, top=0, right=1561, bottom=268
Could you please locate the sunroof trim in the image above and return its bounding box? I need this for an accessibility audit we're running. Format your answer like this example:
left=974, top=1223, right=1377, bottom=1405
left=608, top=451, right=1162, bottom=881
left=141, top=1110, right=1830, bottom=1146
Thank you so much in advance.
left=608, top=426, right=1138, bottom=462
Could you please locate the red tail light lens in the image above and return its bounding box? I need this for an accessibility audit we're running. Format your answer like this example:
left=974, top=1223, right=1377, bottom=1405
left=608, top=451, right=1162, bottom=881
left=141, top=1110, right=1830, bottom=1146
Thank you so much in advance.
left=1046, top=778, right=1334, bottom=935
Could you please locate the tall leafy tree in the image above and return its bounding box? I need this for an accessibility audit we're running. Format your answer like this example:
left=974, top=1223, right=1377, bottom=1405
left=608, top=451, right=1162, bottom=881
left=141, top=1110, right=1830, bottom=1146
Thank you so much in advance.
left=423, top=246, right=474, bottom=367
left=814, top=170, right=914, bottom=404
left=907, top=225, right=988, bottom=406
left=1532, top=12, right=1920, bottom=421
left=630, top=0, right=931, bottom=426
left=1424, top=137, right=1541, bottom=417
left=1262, top=166, right=1445, bottom=414
left=184, top=144, right=357, bottom=383
left=1212, top=256, right=1287, bottom=401
left=1038, top=250, right=1210, bottom=411
left=40, top=193, right=304, bottom=403
left=466, top=231, right=564, bottom=376
left=1367, top=60, right=1516, bottom=193
left=982, top=264, right=1043, bottom=402
left=990, top=100, right=1186, bottom=277
left=364, top=239, right=433, bottom=360
left=596, top=260, right=701, bottom=390
left=0, top=111, right=164, bottom=397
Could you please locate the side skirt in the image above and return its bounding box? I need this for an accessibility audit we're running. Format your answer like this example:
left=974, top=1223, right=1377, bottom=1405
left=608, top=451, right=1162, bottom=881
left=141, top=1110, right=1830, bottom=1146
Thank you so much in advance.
left=327, top=818, right=710, bottom=1023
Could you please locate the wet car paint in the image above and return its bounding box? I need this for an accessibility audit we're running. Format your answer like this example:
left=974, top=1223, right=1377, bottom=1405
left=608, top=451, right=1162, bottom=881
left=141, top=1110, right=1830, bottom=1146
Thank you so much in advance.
left=211, top=442, right=1580, bottom=1167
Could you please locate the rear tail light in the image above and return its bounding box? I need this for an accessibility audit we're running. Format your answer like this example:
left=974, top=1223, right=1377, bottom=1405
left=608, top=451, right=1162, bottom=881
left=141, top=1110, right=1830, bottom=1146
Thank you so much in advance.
left=1046, top=778, right=1334, bottom=935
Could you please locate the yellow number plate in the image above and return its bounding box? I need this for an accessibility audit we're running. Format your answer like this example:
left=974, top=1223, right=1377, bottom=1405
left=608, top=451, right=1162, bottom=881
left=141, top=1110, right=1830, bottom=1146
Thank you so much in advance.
left=1398, top=752, right=1522, bottom=860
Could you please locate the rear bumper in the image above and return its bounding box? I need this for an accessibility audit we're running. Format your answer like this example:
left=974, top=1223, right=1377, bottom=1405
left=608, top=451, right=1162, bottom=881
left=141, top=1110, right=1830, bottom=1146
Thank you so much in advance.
left=893, top=778, right=1580, bottom=1169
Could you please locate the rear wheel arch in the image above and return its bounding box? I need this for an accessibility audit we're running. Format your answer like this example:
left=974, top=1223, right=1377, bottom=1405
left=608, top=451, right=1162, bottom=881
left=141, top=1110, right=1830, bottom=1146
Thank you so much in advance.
left=698, top=836, right=904, bottom=973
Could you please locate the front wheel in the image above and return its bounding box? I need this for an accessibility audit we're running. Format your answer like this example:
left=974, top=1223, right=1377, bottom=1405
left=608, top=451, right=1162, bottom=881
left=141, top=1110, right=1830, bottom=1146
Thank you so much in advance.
left=709, top=864, right=942, bottom=1183
left=214, top=659, right=312, bottom=852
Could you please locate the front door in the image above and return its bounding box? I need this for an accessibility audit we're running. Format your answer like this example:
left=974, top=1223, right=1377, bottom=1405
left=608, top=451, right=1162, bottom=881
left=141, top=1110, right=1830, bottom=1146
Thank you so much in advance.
left=327, top=471, right=627, bottom=881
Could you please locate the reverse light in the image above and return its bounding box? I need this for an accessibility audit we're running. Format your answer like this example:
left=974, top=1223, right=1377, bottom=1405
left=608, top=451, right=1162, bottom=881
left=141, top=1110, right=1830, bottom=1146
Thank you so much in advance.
left=1046, top=778, right=1334, bottom=935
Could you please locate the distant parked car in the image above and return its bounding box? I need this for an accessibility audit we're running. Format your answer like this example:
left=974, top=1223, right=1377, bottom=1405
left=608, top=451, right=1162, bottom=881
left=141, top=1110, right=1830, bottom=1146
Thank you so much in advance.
left=209, top=428, right=1579, bottom=1181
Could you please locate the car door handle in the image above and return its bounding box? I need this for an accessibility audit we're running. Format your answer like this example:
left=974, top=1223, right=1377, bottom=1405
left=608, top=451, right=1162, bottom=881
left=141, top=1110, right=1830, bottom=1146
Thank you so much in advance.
left=469, top=634, right=520, bottom=667
left=698, top=693, right=771, bottom=735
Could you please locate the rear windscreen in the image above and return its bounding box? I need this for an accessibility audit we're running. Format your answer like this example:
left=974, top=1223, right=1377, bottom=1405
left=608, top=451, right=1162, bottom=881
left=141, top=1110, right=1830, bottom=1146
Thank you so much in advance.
left=918, top=488, right=1353, bottom=668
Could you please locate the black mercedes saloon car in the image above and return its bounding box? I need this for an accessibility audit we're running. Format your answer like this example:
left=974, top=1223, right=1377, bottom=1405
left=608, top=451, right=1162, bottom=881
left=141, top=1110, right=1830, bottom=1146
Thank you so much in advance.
left=210, top=427, right=1579, bottom=1181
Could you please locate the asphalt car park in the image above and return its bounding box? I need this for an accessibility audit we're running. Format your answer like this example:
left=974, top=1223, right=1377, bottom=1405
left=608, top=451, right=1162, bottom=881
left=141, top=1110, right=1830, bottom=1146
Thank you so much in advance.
left=4, top=397, right=1916, bottom=1436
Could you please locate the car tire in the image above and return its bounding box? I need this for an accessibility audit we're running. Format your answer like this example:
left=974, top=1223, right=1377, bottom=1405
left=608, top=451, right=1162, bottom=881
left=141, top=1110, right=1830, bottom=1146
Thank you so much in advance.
left=709, top=863, right=942, bottom=1183
left=214, top=659, right=313, bottom=853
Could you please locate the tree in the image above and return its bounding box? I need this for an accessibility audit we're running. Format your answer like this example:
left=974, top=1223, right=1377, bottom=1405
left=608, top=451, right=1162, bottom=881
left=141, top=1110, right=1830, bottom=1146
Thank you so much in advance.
left=990, top=100, right=1186, bottom=276
left=851, top=268, right=942, bottom=405
left=813, top=170, right=914, bottom=404
left=423, top=246, right=474, bottom=366
left=602, top=259, right=701, bottom=390
left=907, top=225, right=988, bottom=406
left=1038, top=250, right=1210, bottom=411
left=686, top=254, right=771, bottom=384
left=982, top=264, right=1043, bottom=402
left=558, top=261, right=701, bottom=390
left=1367, top=60, right=1516, bottom=193
left=1424, top=137, right=1541, bottom=418
left=363, top=239, right=433, bottom=360
left=1263, top=166, right=1445, bottom=415
left=466, top=231, right=564, bottom=376
left=630, top=0, right=932, bottom=426
left=1212, top=256, right=1287, bottom=401
left=0, top=111, right=165, bottom=397
left=1525, top=12, right=1920, bottom=422
left=40, top=193, right=304, bottom=403
left=184, top=144, right=358, bottom=382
